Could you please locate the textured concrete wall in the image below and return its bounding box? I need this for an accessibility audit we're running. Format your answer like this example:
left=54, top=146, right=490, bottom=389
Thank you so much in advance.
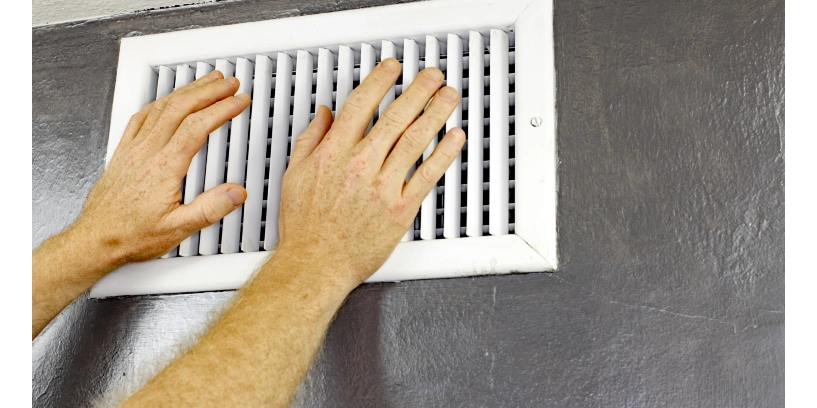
left=33, top=0, right=217, bottom=26
left=32, top=0, right=785, bottom=406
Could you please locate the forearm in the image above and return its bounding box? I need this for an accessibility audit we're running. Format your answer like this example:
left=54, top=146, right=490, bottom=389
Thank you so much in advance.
left=32, top=221, right=120, bottom=338
left=120, top=248, right=354, bottom=407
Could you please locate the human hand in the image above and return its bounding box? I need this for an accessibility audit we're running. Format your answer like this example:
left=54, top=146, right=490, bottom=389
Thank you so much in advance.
left=275, top=58, right=464, bottom=289
left=74, top=71, right=250, bottom=268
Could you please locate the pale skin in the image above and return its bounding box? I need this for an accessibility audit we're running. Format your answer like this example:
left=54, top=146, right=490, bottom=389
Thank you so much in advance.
left=32, top=58, right=464, bottom=406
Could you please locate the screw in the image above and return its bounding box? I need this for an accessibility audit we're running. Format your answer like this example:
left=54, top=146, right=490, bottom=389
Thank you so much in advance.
left=530, top=117, right=543, bottom=127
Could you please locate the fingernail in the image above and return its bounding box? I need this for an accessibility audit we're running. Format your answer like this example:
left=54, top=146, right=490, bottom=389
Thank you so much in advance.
left=227, top=77, right=238, bottom=86
left=208, top=70, right=220, bottom=79
left=236, top=93, right=250, bottom=102
left=227, top=188, right=245, bottom=206
left=423, top=68, right=443, bottom=80
left=441, top=87, right=459, bottom=102
left=382, top=58, right=400, bottom=72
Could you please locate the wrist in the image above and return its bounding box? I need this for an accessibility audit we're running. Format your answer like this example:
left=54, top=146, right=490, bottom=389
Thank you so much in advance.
left=64, top=217, right=128, bottom=276
left=252, top=244, right=360, bottom=313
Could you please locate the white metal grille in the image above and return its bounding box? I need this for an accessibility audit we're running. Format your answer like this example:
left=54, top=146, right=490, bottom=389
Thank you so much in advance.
left=91, top=0, right=556, bottom=298
left=155, top=30, right=518, bottom=259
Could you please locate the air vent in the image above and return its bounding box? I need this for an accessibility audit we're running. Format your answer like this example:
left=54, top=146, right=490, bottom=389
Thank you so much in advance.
left=91, top=0, right=556, bottom=298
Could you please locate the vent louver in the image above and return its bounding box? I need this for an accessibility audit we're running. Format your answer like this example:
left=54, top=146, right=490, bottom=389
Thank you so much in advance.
left=91, top=0, right=556, bottom=298
left=160, top=30, right=517, bottom=260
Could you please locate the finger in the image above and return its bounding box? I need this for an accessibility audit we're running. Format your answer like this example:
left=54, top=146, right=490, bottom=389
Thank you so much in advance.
left=163, top=94, right=251, bottom=175
left=170, top=183, right=247, bottom=234
left=137, top=70, right=224, bottom=137
left=120, top=102, right=153, bottom=145
left=379, top=86, right=460, bottom=184
left=325, top=58, right=401, bottom=149
left=173, top=69, right=224, bottom=96
left=139, top=76, right=240, bottom=151
left=289, top=105, right=333, bottom=169
left=364, top=68, right=445, bottom=161
left=402, top=128, right=466, bottom=206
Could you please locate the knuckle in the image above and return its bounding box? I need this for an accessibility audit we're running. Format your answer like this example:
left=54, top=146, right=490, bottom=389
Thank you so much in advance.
left=128, top=112, right=145, bottom=125
left=295, top=127, right=316, bottom=145
left=181, top=112, right=205, bottom=132
left=315, top=145, right=334, bottom=162
left=154, top=95, right=171, bottom=110
left=164, top=97, right=188, bottom=115
left=346, top=155, right=368, bottom=175
left=335, top=93, right=372, bottom=125
left=150, top=101, right=166, bottom=117
left=400, top=128, right=426, bottom=151
left=342, top=92, right=367, bottom=114
left=429, top=101, right=453, bottom=119
left=415, top=76, right=443, bottom=93
left=199, top=203, right=222, bottom=225
left=374, top=175, right=392, bottom=197
left=418, top=164, right=437, bottom=186
left=389, top=201, right=406, bottom=216
left=381, top=108, right=409, bottom=128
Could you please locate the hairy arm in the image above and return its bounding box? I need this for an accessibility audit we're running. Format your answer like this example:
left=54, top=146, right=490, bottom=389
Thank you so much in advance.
left=121, top=59, right=463, bottom=406
left=32, top=55, right=461, bottom=405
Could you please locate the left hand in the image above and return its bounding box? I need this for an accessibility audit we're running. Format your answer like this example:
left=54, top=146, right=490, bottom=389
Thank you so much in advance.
left=74, top=70, right=250, bottom=267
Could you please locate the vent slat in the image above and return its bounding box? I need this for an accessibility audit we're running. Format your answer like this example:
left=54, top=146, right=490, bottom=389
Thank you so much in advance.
left=199, top=59, right=235, bottom=255
left=378, top=40, right=397, bottom=121
left=161, top=64, right=195, bottom=259
left=179, top=62, right=214, bottom=257
left=174, top=64, right=194, bottom=90
left=486, top=135, right=515, bottom=149
left=437, top=180, right=514, bottom=194
left=436, top=225, right=514, bottom=236
left=443, top=33, right=463, bottom=239
left=156, top=66, right=175, bottom=98
left=461, top=94, right=515, bottom=112
left=463, top=158, right=515, bottom=171
left=242, top=55, right=273, bottom=252
left=264, top=53, right=293, bottom=251
left=489, top=29, right=510, bottom=236
left=336, top=45, right=355, bottom=112
left=153, top=29, right=516, bottom=257
left=360, top=43, right=376, bottom=133
left=419, top=35, right=441, bottom=241
left=401, top=38, right=420, bottom=242
left=316, top=48, right=334, bottom=111
left=461, top=73, right=515, bottom=90
left=461, top=114, right=515, bottom=128
left=290, top=50, right=314, bottom=154
left=221, top=57, right=254, bottom=254
left=466, top=30, right=485, bottom=238
left=437, top=203, right=515, bottom=215
left=155, top=65, right=175, bottom=257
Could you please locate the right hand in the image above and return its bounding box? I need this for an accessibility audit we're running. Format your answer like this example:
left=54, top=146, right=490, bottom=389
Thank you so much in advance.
left=275, top=58, right=464, bottom=288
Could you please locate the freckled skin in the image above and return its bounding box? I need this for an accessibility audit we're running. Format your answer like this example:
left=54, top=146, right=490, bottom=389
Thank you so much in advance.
left=33, top=71, right=251, bottom=339
left=33, top=58, right=465, bottom=407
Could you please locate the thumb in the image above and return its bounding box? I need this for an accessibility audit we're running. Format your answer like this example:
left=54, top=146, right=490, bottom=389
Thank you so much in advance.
left=172, top=183, right=247, bottom=233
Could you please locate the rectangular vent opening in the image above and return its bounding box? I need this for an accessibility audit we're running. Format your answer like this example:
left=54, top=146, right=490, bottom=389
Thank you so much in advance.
left=159, top=30, right=517, bottom=258
left=92, top=0, right=556, bottom=298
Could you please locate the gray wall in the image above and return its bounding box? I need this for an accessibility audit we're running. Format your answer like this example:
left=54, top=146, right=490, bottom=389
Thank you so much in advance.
left=32, top=0, right=785, bottom=406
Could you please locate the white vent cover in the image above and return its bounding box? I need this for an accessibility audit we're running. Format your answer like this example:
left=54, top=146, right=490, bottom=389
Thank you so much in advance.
left=91, top=0, right=556, bottom=298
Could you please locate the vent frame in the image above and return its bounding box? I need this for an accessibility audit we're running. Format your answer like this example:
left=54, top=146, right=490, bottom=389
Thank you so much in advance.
left=92, top=0, right=556, bottom=298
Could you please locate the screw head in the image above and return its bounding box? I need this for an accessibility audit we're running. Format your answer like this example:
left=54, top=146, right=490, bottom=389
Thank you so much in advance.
left=530, top=117, right=543, bottom=127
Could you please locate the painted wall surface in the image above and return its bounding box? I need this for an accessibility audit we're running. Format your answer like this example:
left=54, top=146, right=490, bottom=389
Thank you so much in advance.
left=32, top=0, right=785, bottom=406
left=33, top=0, right=217, bottom=26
